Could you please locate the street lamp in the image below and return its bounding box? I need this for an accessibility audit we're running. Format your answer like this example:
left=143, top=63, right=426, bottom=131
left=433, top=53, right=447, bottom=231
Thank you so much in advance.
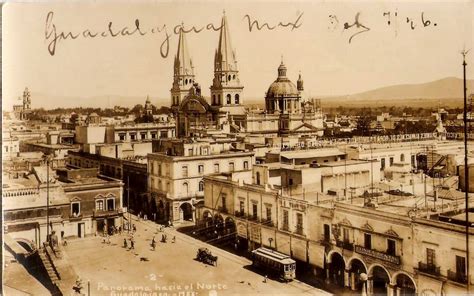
left=268, top=237, right=273, bottom=249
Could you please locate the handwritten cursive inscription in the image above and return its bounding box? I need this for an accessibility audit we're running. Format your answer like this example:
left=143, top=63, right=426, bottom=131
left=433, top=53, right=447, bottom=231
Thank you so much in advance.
left=243, top=12, right=304, bottom=32
left=44, top=11, right=222, bottom=57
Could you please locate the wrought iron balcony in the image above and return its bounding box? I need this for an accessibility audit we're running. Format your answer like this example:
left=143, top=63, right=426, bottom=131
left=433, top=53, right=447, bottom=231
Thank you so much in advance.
left=355, top=245, right=401, bottom=265
left=93, top=208, right=123, bottom=218
left=336, top=240, right=354, bottom=251
left=217, top=206, right=228, bottom=214
left=234, top=210, right=246, bottom=218
left=447, top=270, right=468, bottom=284
left=418, top=262, right=440, bottom=276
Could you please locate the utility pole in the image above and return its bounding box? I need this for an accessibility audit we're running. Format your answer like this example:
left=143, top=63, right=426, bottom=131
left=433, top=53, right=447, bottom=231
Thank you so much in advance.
left=46, top=157, right=50, bottom=242
left=461, top=48, right=470, bottom=293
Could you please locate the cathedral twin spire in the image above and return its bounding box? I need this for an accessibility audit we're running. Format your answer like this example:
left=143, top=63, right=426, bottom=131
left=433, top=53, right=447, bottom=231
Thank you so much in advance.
left=172, top=12, right=242, bottom=107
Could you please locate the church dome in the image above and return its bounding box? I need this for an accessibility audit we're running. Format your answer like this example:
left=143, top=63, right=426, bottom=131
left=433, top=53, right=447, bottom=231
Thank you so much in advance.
left=266, top=60, right=299, bottom=97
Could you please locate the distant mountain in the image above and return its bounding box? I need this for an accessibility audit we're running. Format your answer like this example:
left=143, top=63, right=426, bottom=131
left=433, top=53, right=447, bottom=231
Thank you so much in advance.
left=332, top=77, right=474, bottom=101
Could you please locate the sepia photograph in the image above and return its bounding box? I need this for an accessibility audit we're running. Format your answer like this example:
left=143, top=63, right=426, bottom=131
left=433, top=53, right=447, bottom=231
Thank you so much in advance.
left=2, top=1, right=474, bottom=295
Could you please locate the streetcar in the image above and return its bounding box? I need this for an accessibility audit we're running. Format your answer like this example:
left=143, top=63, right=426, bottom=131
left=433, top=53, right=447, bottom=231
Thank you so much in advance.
left=251, top=247, right=296, bottom=282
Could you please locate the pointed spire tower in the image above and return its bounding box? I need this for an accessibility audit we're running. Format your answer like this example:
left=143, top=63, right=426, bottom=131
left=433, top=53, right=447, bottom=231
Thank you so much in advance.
left=210, top=12, right=243, bottom=107
left=171, top=26, right=195, bottom=108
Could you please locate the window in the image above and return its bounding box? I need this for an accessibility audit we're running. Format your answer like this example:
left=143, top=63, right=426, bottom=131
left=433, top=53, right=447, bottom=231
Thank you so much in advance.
left=256, top=172, right=261, bottom=185
left=381, top=158, right=386, bottom=170
left=130, top=133, right=136, bottom=141
left=235, top=94, right=240, bottom=104
left=426, top=248, right=435, bottom=266
left=252, top=203, right=258, bottom=219
left=389, top=157, right=394, bottom=166
left=387, top=239, right=396, bottom=256
left=282, top=210, right=289, bottom=230
left=198, top=165, right=204, bottom=174
left=456, top=255, right=466, bottom=276
left=150, top=163, right=154, bottom=174
left=107, top=198, right=115, bottom=211
left=214, top=163, right=220, bottom=173
left=343, top=228, right=350, bottom=243
left=182, top=166, right=188, bottom=177
left=119, top=133, right=125, bottom=141
left=289, top=178, right=293, bottom=186
left=296, top=213, right=303, bottom=234
left=140, top=132, right=146, bottom=139
left=400, top=154, right=405, bottom=162
left=71, top=202, right=80, bottom=217
left=411, top=155, right=416, bottom=167
left=188, top=148, right=193, bottom=156
left=151, top=133, right=157, bottom=139
left=226, top=94, right=231, bottom=104
left=158, top=164, right=162, bottom=176
left=199, top=181, right=204, bottom=192
left=323, top=224, right=330, bottom=241
left=239, top=200, right=245, bottom=213
left=96, top=200, right=104, bottom=211
left=364, top=233, right=372, bottom=249
left=266, top=207, right=272, bottom=222
left=229, top=162, right=235, bottom=172
left=183, top=182, right=189, bottom=194
left=243, top=161, right=249, bottom=170
left=213, top=95, right=216, bottom=105
left=221, top=194, right=227, bottom=211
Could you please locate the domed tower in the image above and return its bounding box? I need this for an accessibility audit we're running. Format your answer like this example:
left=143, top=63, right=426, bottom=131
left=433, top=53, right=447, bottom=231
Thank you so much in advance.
left=210, top=12, right=243, bottom=107
left=170, top=26, right=195, bottom=109
left=265, top=59, right=301, bottom=114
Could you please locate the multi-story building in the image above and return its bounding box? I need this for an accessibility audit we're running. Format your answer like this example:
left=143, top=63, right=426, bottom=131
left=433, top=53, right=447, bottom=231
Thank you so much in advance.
left=148, top=137, right=255, bottom=223
left=199, top=144, right=473, bottom=296
left=3, top=166, right=123, bottom=248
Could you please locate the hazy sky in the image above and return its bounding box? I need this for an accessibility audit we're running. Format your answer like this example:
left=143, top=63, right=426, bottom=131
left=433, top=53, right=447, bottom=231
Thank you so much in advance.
left=3, top=0, right=473, bottom=109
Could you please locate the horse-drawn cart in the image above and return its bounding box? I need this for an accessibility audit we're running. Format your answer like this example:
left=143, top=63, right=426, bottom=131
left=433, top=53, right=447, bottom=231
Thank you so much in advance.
left=196, top=247, right=218, bottom=266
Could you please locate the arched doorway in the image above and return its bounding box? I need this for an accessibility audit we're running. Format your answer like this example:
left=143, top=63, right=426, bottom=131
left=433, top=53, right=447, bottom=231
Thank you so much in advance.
left=224, top=217, right=236, bottom=236
left=348, top=258, right=367, bottom=291
left=328, top=252, right=345, bottom=287
left=370, top=265, right=391, bottom=296
left=179, top=202, right=193, bottom=221
left=150, top=197, right=158, bottom=221
left=394, top=273, right=417, bottom=296
left=157, top=200, right=165, bottom=221
left=214, top=214, right=224, bottom=237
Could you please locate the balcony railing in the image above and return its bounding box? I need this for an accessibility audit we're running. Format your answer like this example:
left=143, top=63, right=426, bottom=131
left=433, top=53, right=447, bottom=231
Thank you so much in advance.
left=355, top=245, right=401, bottom=265
left=447, top=270, right=468, bottom=284
left=295, top=227, right=304, bottom=236
left=418, top=262, right=440, bottom=276
left=217, top=206, right=228, bottom=214
left=235, top=211, right=246, bottom=218
left=262, top=219, right=274, bottom=227
left=336, top=240, right=354, bottom=251
left=281, top=225, right=290, bottom=232
left=69, top=213, right=83, bottom=221
left=248, top=215, right=259, bottom=222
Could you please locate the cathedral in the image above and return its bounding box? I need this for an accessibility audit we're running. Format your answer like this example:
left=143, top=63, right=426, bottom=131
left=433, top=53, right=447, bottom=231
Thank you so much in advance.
left=170, top=13, right=324, bottom=138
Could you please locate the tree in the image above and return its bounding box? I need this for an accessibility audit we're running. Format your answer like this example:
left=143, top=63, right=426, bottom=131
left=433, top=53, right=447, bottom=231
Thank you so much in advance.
left=355, top=114, right=372, bottom=136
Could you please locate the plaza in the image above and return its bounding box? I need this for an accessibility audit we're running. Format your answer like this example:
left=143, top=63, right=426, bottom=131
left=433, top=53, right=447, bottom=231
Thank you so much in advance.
left=63, top=216, right=330, bottom=296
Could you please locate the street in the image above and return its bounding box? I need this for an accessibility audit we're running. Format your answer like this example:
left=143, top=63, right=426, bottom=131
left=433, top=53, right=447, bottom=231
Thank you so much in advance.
left=64, top=216, right=331, bottom=296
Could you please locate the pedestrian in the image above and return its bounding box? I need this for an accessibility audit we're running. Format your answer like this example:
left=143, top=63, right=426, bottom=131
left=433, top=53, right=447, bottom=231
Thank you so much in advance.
left=106, top=235, right=111, bottom=244
left=264, top=275, right=268, bottom=283
left=123, top=238, right=128, bottom=248
left=171, top=236, right=176, bottom=243
left=161, top=234, right=165, bottom=243
left=119, top=226, right=122, bottom=234
left=144, top=214, right=148, bottom=221
left=151, top=237, right=156, bottom=251
left=133, top=224, right=137, bottom=232
left=131, top=238, right=135, bottom=250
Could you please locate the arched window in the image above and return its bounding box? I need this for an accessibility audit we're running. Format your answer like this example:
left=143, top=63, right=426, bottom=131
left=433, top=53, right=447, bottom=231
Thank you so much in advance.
left=235, top=94, right=240, bottom=104
left=228, top=75, right=231, bottom=81
left=183, top=182, right=189, bottom=194
left=199, top=181, right=204, bottom=192
left=218, top=94, right=221, bottom=104
left=226, top=94, right=231, bottom=104
left=400, top=154, right=405, bottom=162
left=185, top=79, right=188, bottom=85
left=256, top=172, right=261, bottom=185
left=213, top=95, right=216, bottom=105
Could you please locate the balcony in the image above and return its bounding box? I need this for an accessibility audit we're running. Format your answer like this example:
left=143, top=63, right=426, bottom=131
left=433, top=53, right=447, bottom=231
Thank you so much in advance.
left=336, top=240, right=354, bottom=251
left=355, top=245, right=401, bottom=265
left=281, top=225, right=290, bottom=232
left=248, top=215, right=259, bottom=222
left=262, top=219, right=274, bottom=227
left=418, top=262, right=440, bottom=276
left=295, top=227, right=304, bottom=236
left=447, top=270, right=468, bottom=284
left=235, top=211, right=246, bottom=218
left=69, top=213, right=83, bottom=221
left=217, top=206, right=228, bottom=214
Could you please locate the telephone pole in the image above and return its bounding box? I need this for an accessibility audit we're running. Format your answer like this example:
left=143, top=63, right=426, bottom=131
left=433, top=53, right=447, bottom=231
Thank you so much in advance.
left=461, top=48, right=470, bottom=293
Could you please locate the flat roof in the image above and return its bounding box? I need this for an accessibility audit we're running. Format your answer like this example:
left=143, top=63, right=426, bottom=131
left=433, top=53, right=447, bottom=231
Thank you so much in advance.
left=280, top=148, right=345, bottom=159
